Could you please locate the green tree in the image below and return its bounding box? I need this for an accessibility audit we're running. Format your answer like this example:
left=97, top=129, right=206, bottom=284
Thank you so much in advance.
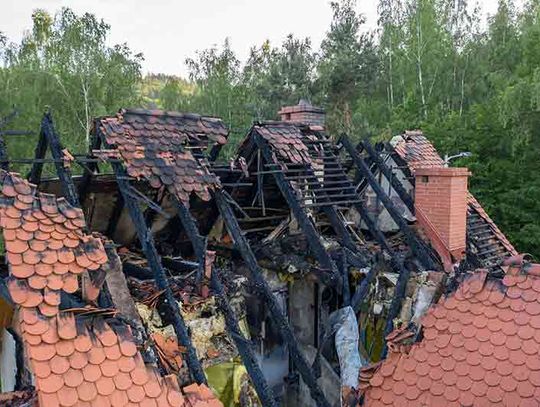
left=242, top=35, right=316, bottom=120
left=316, top=0, right=378, bottom=133
left=0, top=8, right=142, bottom=159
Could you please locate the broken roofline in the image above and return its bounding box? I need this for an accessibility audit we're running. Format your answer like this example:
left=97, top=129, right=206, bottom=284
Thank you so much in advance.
left=0, top=111, right=520, bottom=404
left=6, top=107, right=513, bottom=275
left=1, top=110, right=516, bottom=288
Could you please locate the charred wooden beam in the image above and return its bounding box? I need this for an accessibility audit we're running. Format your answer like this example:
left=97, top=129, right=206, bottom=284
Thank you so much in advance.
left=110, top=161, right=207, bottom=385
left=351, top=264, right=379, bottom=313
left=171, top=198, right=206, bottom=283
left=215, top=189, right=332, bottom=407
left=123, top=259, right=199, bottom=281
left=0, top=123, right=9, bottom=170
left=341, top=135, right=439, bottom=270
left=121, top=262, right=154, bottom=280
left=161, top=257, right=199, bottom=273
left=28, top=131, right=48, bottom=185
left=361, top=138, right=414, bottom=213
left=106, top=193, right=125, bottom=238
left=40, top=113, right=81, bottom=207
left=382, top=261, right=412, bottom=358
left=341, top=249, right=351, bottom=307
left=126, top=185, right=170, bottom=220
left=78, top=123, right=102, bottom=204
left=385, top=142, right=415, bottom=186
left=254, top=134, right=339, bottom=285
left=303, top=168, right=359, bottom=253
left=211, top=268, right=278, bottom=407
left=171, top=196, right=277, bottom=406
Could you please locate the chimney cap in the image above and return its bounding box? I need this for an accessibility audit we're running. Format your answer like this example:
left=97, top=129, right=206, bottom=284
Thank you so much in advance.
left=414, top=167, right=471, bottom=177
left=278, top=99, right=325, bottom=115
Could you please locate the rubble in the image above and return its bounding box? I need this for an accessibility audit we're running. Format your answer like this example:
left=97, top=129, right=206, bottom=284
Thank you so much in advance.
left=0, top=102, right=523, bottom=406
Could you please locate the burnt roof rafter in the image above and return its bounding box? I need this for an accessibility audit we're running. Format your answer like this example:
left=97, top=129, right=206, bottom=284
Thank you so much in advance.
left=171, top=195, right=278, bottom=407
left=91, top=123, right=209, bottom=385
left=360, top=138, right=415, bottom=213
left=107, top=159, right=208, bottom=385
left=95, top=109, right=278, bottom=405
left=19, top=112, right=84, bottom=210
left=214, top=189, right=332, bottom=407
left=252, top=128, right=340, bottom=283
left=340, top=134, right=440, bottom=271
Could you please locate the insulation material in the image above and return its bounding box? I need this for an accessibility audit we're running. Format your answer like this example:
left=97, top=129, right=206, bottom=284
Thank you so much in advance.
left=137, top=299, right=228, bottom=361
left=185, top=312, right=226, bottom=359
left=206, top=360, right=258, bottom=407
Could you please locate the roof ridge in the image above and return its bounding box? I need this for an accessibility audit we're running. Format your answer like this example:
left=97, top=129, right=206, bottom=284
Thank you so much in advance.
left=121, top=107, right=224, bottom=122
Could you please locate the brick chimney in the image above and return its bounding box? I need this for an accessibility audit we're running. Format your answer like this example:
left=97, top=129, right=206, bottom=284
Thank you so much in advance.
left=414, top=167, right=471, bottom=271
left=278, top=99, right=325, bottom=127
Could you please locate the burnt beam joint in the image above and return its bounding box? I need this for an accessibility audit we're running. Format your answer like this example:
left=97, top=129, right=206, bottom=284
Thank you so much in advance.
left=172, top=196, right=277, bottom=406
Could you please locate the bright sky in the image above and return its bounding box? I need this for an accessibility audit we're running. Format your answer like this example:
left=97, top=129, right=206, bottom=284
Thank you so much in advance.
left=2, top=0, right=503, bottom=76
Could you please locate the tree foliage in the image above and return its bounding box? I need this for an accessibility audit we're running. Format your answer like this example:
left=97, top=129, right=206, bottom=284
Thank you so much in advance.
left=2, top=2, right=540, bottom=255
left=0, top=8, right=142, bottom=157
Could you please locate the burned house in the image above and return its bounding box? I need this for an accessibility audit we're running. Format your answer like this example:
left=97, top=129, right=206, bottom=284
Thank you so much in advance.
left=0, top=101, right=528, bottom=407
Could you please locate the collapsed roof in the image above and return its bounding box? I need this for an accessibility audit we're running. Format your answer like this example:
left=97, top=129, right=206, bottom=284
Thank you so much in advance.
left=0, top=103, right=523, bottom=407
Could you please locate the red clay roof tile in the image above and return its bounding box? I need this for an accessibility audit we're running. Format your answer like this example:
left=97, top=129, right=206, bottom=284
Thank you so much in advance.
left=97, top=109, right=223, bottom=205
left=252, top=123, right=312, bottom=165
left=0, top=170, right=223, bottom=407
left=361, top=261, right=540, bottom=406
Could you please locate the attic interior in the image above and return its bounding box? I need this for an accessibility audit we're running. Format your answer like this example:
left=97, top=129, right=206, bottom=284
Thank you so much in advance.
left=0, top=102, right=519, bottom=407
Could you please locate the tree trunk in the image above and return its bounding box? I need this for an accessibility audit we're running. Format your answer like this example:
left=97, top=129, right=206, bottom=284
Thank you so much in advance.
left=416, top=10, right=427, bottom=119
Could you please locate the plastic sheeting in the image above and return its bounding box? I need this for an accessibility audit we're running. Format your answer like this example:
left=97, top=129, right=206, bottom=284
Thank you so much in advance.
left=334, top=306, right=363, bottom=388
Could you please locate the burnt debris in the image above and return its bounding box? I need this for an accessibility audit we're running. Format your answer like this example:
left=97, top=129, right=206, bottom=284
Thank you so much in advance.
left=0, top=105, right=521, bottom=407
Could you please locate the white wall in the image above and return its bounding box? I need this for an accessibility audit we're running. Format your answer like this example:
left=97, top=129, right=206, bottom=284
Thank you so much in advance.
left=0, top=328, right=17, bottom=392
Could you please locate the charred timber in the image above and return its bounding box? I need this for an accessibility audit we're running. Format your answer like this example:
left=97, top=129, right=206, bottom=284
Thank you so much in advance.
left=28, top=131, right=48, bottom=185
left=254, top=133, right=340, bottom=286
left=211, top=268, right=278, bottom=407
left=109, top=160, right=207, bottom=385
left=171, top=196, right=277, bottom=406
left=215, top=188, right=332, bottom=407
left=40, top=113, right=81, bottom=208
left=382, top=260, right=412, bottom=358
left=340, top=135, right=439, bottom=271
left=361, top=138, right=414, bottom=213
